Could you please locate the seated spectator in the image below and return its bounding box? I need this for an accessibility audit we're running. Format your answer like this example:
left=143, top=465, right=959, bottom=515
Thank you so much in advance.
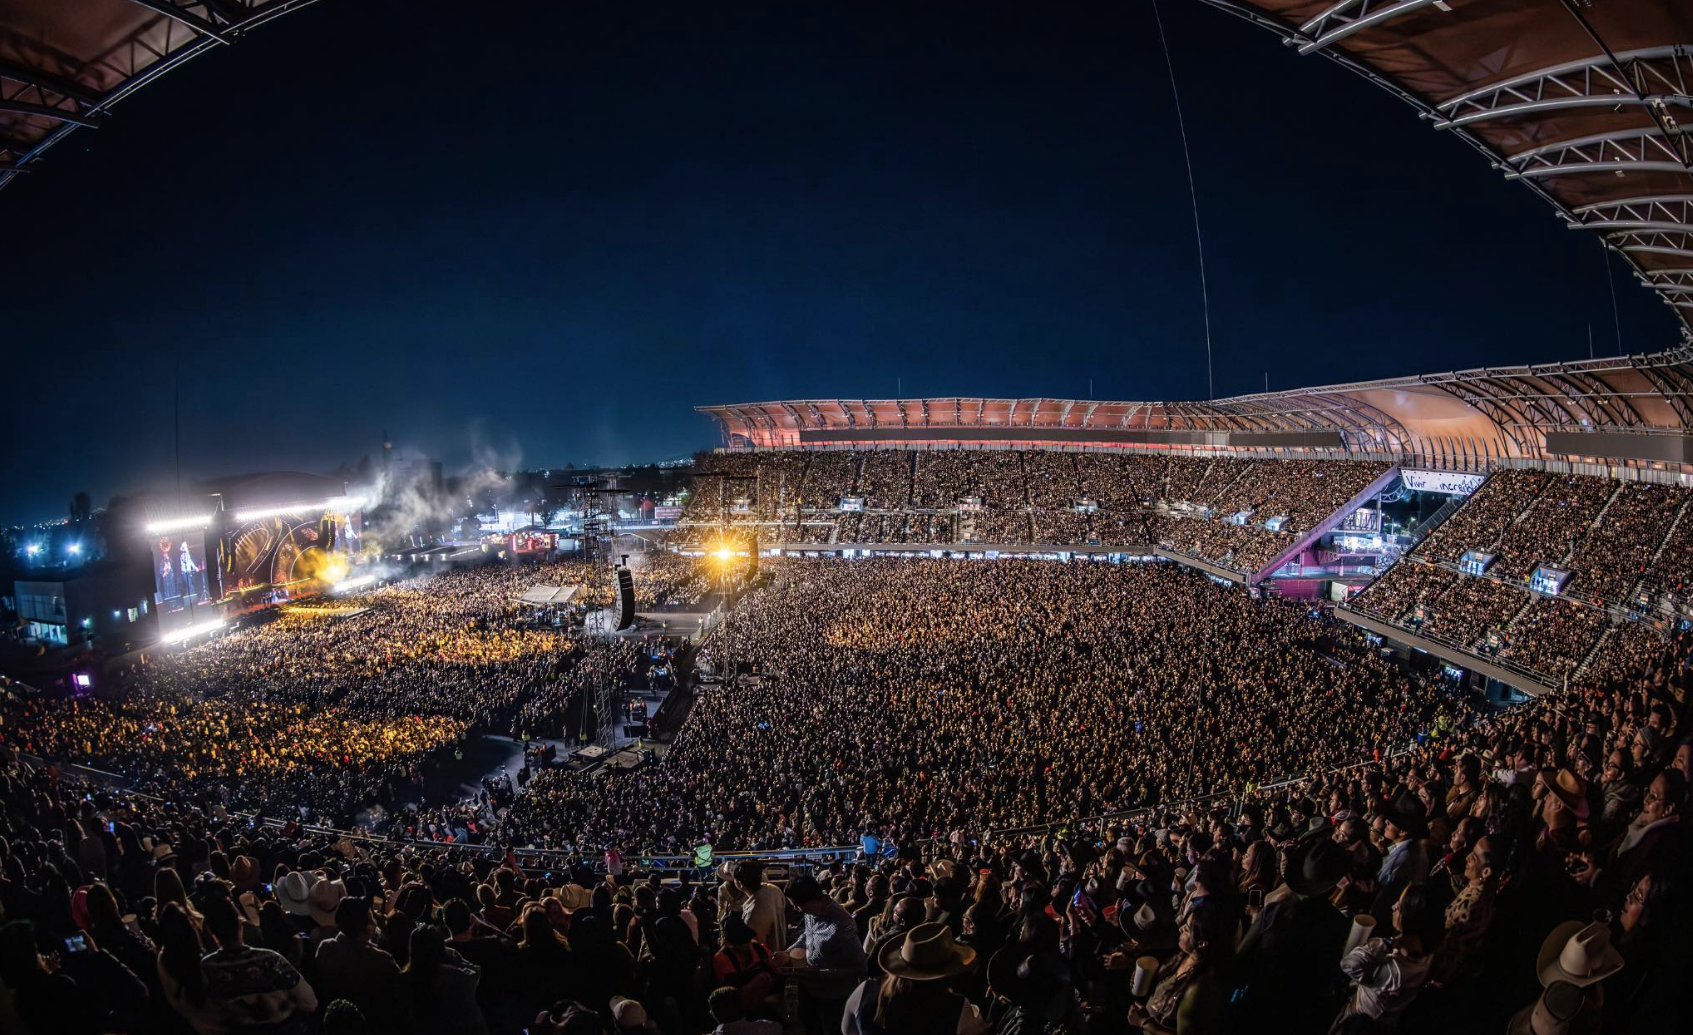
left=707, top=985, right=782, bottom=1035
left=1127, top=900, right=1233, bottom=1035
left=1332, top=883, right=1444, bottom=1032
left=400, top=924, right=485, bottom=1034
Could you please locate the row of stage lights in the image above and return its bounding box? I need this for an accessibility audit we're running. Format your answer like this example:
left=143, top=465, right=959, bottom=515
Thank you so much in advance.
left=142, top=495, right=369, bottom=534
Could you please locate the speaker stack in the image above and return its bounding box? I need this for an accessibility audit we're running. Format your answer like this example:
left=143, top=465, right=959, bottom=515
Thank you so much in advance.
left=614, top=566, right=636, bottom=631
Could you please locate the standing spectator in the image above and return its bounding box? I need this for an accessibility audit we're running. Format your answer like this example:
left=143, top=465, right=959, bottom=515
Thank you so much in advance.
left=738, top=863, right=789, bottom=951
left=399, top=925, right=485, bottom=1035
left=313, top=897, right=397, bottom=1030
left=784, top=875, right=867, bottom=1035
left=1234, top=838, right=1350, bottom=1031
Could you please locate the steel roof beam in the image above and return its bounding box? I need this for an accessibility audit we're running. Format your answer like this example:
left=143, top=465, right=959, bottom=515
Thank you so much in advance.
left=1570, top=195, right=1693, bottom=236
left=0, top=62, right=102, bottom=107
left=1501, top=126, right=1693, bottom=181
left=1296, top=0, right=1446, bottom=56
left=0, top=99, right=100, bottom=128
left=1611, top=229, right=1693, bottom=260
left=120, top=0, right=236, bottom=45
left=1433, top=46, right=1693, bottom=130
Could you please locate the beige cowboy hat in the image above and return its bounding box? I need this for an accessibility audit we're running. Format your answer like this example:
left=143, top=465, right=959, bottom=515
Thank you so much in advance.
left=230, top=856, right=261, bottom=889
left=551, top=883, right=593, bottom=911
left=1544, top=770, right=1591, bottom=820
left=877, top=921, right=977, bottom=981
left=1507, top=980, right=1601, bottom=1035
left=307, top=878, right=348, bottom=928
left=1536, top=921, right=1623, bottom=988
left=930, top=859, right=956, bottom=880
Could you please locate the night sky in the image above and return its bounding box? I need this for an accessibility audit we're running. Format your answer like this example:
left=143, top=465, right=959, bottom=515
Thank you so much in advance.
left=1, top=0, right=1677, bottom=522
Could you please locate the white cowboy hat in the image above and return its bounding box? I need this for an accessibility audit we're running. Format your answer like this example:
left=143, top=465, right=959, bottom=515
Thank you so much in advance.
left=275, top=870, right=319, bottom=917
left=1536, top=921, right=1623, bottom=988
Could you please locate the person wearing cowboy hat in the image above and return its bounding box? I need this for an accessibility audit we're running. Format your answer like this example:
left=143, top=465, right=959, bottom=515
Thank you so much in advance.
left=275, top=869, right=319, bottom=924
left=987, top=945, right=1074, bottom=1028
left=1233, top=836, right=1351, bottom=1032
left=1503, top=921, right=1624, bottom=1035
left=307, top=877, right=348, bottom=931
left=1373, top=791, right=1429, bottom=926
left=860, top=922, right=987, bottom=1035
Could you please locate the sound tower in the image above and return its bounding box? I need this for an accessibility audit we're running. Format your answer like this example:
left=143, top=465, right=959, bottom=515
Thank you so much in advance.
left=615, top=565, right=636, bottom=631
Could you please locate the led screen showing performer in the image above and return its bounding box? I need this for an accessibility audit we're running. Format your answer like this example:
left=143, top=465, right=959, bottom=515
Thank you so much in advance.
left=153, top=531, right=211, bottom=634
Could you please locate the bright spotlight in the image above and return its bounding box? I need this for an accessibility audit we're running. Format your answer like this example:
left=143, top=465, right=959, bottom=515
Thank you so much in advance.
left=25, top=543, right=40, bottom=556
left=145, top=514, right=214, bottom=534
left=66, top=542, right=82, bottom=556
left=161, top=619, right=225, bottom=645
left=713, top=547, right=733, bottom=562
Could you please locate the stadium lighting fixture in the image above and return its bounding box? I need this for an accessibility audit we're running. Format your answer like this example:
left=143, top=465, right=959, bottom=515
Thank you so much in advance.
left=145, top=514, right=215, bottom=534
left=235, top=495, right=369, bottom=522
left=66, top=542, right=82, bottom=556
left=25, top=543, right=40, bottom=556
left=160, top=619, right=225, bottom=645
left=331, top=574, right=377, bottom=594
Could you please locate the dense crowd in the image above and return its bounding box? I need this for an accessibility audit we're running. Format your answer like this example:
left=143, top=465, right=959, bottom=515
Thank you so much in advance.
left=1419, top=470, right=1551, bottom=566
left=0, top=552, right=1688, bottom=1034
left=682, top=451, right=1393, bottom=572
left=1566, top=483, right=1682, bottom=604
left=0, top=559, right=686, bottom=826
left=487, top=560, right=1458, bottom=856
left=1488, top=475, right=1616, bottom=582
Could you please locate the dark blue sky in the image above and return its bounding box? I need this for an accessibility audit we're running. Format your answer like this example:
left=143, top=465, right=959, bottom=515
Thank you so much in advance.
left=1, top=0, right=1677, bottom=522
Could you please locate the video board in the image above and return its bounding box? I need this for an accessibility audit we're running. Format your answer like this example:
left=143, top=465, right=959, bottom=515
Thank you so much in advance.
left=153, top=530, right=212, bottom=635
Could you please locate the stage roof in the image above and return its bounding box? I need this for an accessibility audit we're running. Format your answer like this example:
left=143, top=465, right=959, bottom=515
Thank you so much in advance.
left=1196, top=0, right=1693, bottom=338
left=0, top=1, right=321, bottom=194
left=699, top=346, right=1693, bottom=471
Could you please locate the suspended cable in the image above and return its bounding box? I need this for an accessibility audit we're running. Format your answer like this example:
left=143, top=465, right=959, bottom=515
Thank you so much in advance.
left=1149, top=0, right=1214, bottom=400
left=1601, top=242, right=1624, bottom=355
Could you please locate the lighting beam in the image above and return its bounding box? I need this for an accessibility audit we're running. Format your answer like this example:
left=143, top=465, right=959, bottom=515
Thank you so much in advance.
left=235, top=495, right=368, bottom=522
left=161, top=619, right=225, bottom=644
left=145, top=514, right=215, bottom=533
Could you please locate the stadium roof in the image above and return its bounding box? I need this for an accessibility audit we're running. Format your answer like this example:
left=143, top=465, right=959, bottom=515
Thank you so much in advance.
left=0, top=0, right=320, bottom=194
left=699, top=346, right=1693, bottom=472
left=1194, top=0, right=1693, bottom=339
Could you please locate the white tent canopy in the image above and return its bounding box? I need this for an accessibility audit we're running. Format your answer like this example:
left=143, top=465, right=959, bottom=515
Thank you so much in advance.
left=518, top=585, right=580, bottom=606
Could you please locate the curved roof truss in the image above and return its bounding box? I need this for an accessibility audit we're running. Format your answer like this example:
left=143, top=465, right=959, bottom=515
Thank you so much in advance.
left=0, top=0, right=322, bottom=193
left=1198, top=0, right=1693, bottom=339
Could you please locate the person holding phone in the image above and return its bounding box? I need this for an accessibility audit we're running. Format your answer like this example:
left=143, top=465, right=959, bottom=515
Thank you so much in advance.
left=0, top=917, right=149, bottom=1035
left=82, top=882, right=156, bottom=989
